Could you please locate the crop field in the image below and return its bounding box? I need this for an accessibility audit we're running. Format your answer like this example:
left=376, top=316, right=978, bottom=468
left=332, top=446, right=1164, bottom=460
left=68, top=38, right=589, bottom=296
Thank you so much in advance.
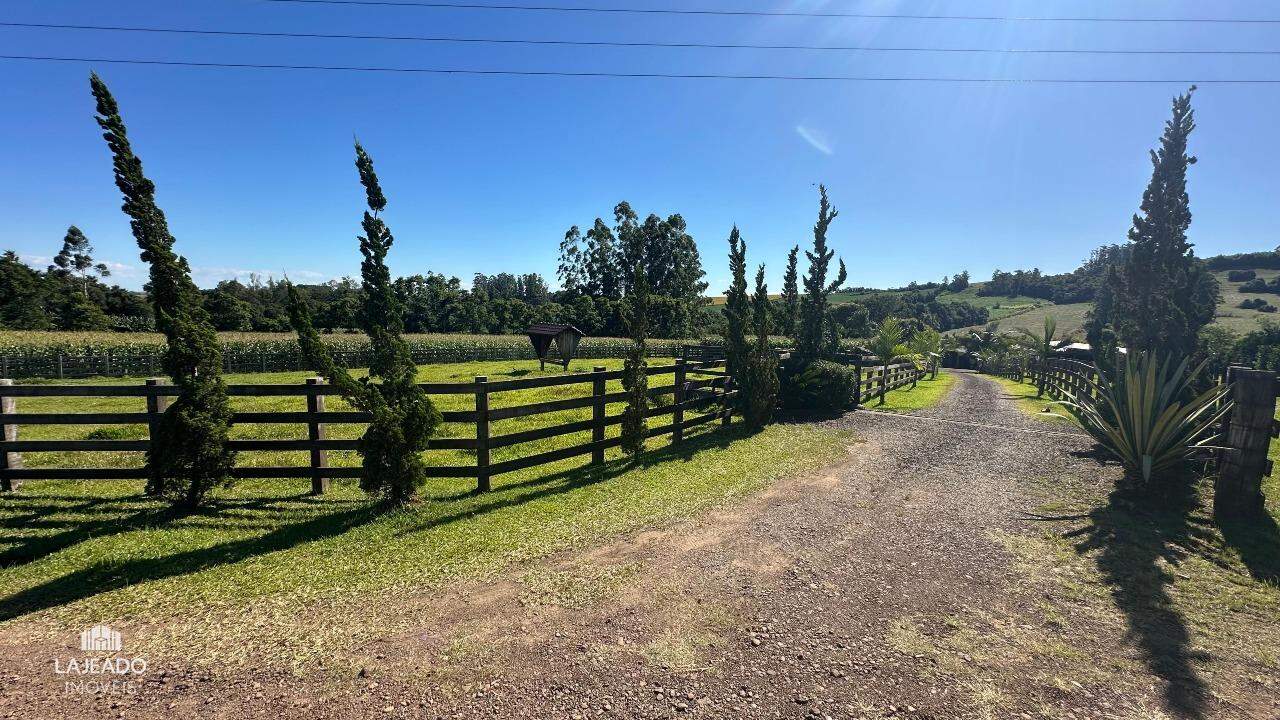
left=0, top=332, right=694, bottom=379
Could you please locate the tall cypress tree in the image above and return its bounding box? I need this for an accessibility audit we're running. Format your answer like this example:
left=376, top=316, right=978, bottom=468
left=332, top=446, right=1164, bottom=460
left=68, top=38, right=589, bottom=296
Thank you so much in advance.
left=780, top=245, right=800, bottom=337
left=620, top=264, right=649, bottom=460
left=90, top=73, right=235, bottom=508
left=722, top=226, right=751, bottom=376
left=1089, top=87, right=1218, bottom=359
left=288, top=142, right=442, bottom=504
left=796, top=185, right=847, bottom=363
left=743, top=264, right=779, bottom=429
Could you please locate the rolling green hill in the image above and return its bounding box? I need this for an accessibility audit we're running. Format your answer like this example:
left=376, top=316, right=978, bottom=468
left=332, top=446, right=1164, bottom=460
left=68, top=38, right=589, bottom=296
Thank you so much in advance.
left=950, top=269, right=1280, bottom=339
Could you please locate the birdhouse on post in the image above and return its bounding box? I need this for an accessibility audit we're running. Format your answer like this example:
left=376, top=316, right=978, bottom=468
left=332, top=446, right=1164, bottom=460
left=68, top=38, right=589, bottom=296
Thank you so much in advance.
left=526, top=323, right=585, bottom=371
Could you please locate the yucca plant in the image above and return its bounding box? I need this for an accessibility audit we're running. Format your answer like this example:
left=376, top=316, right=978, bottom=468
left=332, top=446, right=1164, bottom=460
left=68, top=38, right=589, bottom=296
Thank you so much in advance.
left=1065, top=351, right=1231, bottom=486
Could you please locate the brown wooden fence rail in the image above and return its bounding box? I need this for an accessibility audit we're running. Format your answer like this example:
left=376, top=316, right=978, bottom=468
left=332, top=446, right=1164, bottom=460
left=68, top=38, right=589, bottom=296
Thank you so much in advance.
left=0, top=360, right=735, bottom=494
left=854, top=361, right=928, bottom=405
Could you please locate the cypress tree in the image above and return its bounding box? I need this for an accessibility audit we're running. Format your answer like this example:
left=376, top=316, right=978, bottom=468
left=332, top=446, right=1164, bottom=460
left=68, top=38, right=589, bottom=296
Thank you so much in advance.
left=89, top=73, right=236, bottom=508
left=620, top=264, right=649, bottom=460
left=1089, top=87, right=1218, bottom=359
left=743, top=264, right=779, bottom=430
left=796, top=185, right=847, bottom=363
left=722, top=226, right=751, bottom=376
left=287, top=142, right=442, bottom=504
left=780, top=245, right=800, bottom=337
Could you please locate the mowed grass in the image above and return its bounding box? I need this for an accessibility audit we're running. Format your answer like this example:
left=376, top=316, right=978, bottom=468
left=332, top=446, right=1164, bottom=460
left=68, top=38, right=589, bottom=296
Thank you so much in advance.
left=985, top=374, right=1082, bottom=428
left=868, top=369, right=957, bottom=413
left=0, top=359, right=873, bottom=670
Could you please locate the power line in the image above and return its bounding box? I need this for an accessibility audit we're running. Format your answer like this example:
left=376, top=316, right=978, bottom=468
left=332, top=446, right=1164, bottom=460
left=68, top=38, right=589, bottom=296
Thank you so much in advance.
left=4, top=54, right=1276, bottom=83
left=7, top=21, right=1280, bottom=56
left=262, top=0, right=1280, bottom=25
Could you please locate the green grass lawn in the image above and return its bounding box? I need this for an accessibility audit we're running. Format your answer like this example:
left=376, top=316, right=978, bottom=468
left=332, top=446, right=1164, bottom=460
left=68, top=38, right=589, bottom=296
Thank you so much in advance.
left=867, top=369, right=957, bottom=413
left=984, top=373, right=1082, bottom=428
left=0, top=359, right=885, bottom=671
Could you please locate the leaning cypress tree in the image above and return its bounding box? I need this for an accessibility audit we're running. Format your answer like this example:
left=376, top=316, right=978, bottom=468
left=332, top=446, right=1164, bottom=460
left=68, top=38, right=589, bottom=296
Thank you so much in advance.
left=780, top=245, right=800, bottom=337
left=743, top=264, right=780, bottom=429
left=796, top=185, right=847, bottom=363
left=1094, top=86, right=1217, bottom=359
left=89, top=73, right=235, bottom=508
left=287, top=142, right=442, bottom=504
left=722, top=226, right=751, bottom=376
left=620, top=264, right=650, bottom=460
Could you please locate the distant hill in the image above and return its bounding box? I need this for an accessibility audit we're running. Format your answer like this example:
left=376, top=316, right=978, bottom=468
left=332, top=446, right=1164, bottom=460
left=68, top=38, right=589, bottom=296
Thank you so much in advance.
left=951, top=267, right=1280, bottom=339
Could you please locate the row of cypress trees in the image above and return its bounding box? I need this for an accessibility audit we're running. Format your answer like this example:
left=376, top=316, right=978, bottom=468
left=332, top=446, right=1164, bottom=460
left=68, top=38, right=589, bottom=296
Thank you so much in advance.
left=87, top=74, right=442, bottom=508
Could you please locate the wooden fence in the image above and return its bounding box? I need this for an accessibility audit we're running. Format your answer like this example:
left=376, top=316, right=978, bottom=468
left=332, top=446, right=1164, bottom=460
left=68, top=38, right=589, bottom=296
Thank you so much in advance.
left=855, top=361, right=928, bottom=404
left=0, top=360, right=734, bottom=493
left=979, top=357, right=1273, bottom=517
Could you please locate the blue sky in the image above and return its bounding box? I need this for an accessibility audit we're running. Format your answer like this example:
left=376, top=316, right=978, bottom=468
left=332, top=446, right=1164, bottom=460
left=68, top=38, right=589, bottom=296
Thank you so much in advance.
left=2, top=1, right=1279, bottom=294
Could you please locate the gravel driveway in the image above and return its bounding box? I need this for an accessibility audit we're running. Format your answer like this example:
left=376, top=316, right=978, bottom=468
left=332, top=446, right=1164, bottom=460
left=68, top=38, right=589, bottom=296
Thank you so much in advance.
left=295, top=370, right=1129, bottom=719
left=19, top=371, right=1158, bottom=719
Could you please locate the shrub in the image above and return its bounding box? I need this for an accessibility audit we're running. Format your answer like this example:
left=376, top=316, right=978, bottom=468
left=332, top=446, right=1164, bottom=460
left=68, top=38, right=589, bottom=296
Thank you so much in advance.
left=621, top=265, right=649, bottom=459
left=1240, top=278, right=1271, bottom=293
left=1228, top=269, right=1257, bottom=282
left=781, top=360, right=857, bottom=415
left=1064, top=351, right=1231, bottom=488
left=742, top=265, right=779, bottom=430
left=1240, top=298, right=1268, bottom=310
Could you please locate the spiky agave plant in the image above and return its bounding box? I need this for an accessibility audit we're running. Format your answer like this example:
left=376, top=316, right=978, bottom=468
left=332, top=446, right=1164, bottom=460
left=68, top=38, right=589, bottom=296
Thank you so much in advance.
left=1066, top=351, right=1231, bottom=486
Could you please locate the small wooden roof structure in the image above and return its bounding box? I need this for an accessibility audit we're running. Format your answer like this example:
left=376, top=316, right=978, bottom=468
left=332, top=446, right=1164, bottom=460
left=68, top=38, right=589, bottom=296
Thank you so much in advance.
left=526, top=323, right=586, bottom=371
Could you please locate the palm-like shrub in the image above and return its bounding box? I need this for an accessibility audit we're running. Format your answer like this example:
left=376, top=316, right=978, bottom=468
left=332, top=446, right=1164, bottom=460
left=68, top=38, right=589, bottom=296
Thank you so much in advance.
left=867, top=317, right=911, bottom=405
left=1067, top=351, right=1231, bottom=486
left=908, top=326, right=941, bottom=378
left=1016, top=315, right=1071, bottom=397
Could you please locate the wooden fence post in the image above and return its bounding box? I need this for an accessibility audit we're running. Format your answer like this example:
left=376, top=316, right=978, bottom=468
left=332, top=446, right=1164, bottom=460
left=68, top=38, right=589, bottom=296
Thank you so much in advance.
left=0, top=379, right=21, bottom=491
left=305, top=377, right=329, bottom=495
left=1215, top=366, right=1273, bottom=518
left=474, top=376, right=490, bottom=492
left=672, top=359, right=685, bottom=444
left=852, top=360, right=863, bottom=408
left=145, top=378, right=169, bottom=491
left=591, top=366, right=607, bottom=465
left=721, top=376, right=734, bottom=427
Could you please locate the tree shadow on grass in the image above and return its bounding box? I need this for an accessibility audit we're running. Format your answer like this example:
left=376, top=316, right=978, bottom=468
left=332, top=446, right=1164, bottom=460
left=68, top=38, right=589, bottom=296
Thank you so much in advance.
left=405, top=424, right=748, bottom=535
left=0, top=491, right=332, bottom=570
left=1217, top=507, right=1280, bottom=585
left=1065, top=483, right=1217, bottom=720
left=0, top=501, right=381, bottom=623
left=1, top=424, right=751, bottom=622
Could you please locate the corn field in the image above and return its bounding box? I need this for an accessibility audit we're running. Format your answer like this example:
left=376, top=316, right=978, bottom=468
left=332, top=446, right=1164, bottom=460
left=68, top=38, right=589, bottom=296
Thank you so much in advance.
left=0, top=332, right=695, bottom=379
